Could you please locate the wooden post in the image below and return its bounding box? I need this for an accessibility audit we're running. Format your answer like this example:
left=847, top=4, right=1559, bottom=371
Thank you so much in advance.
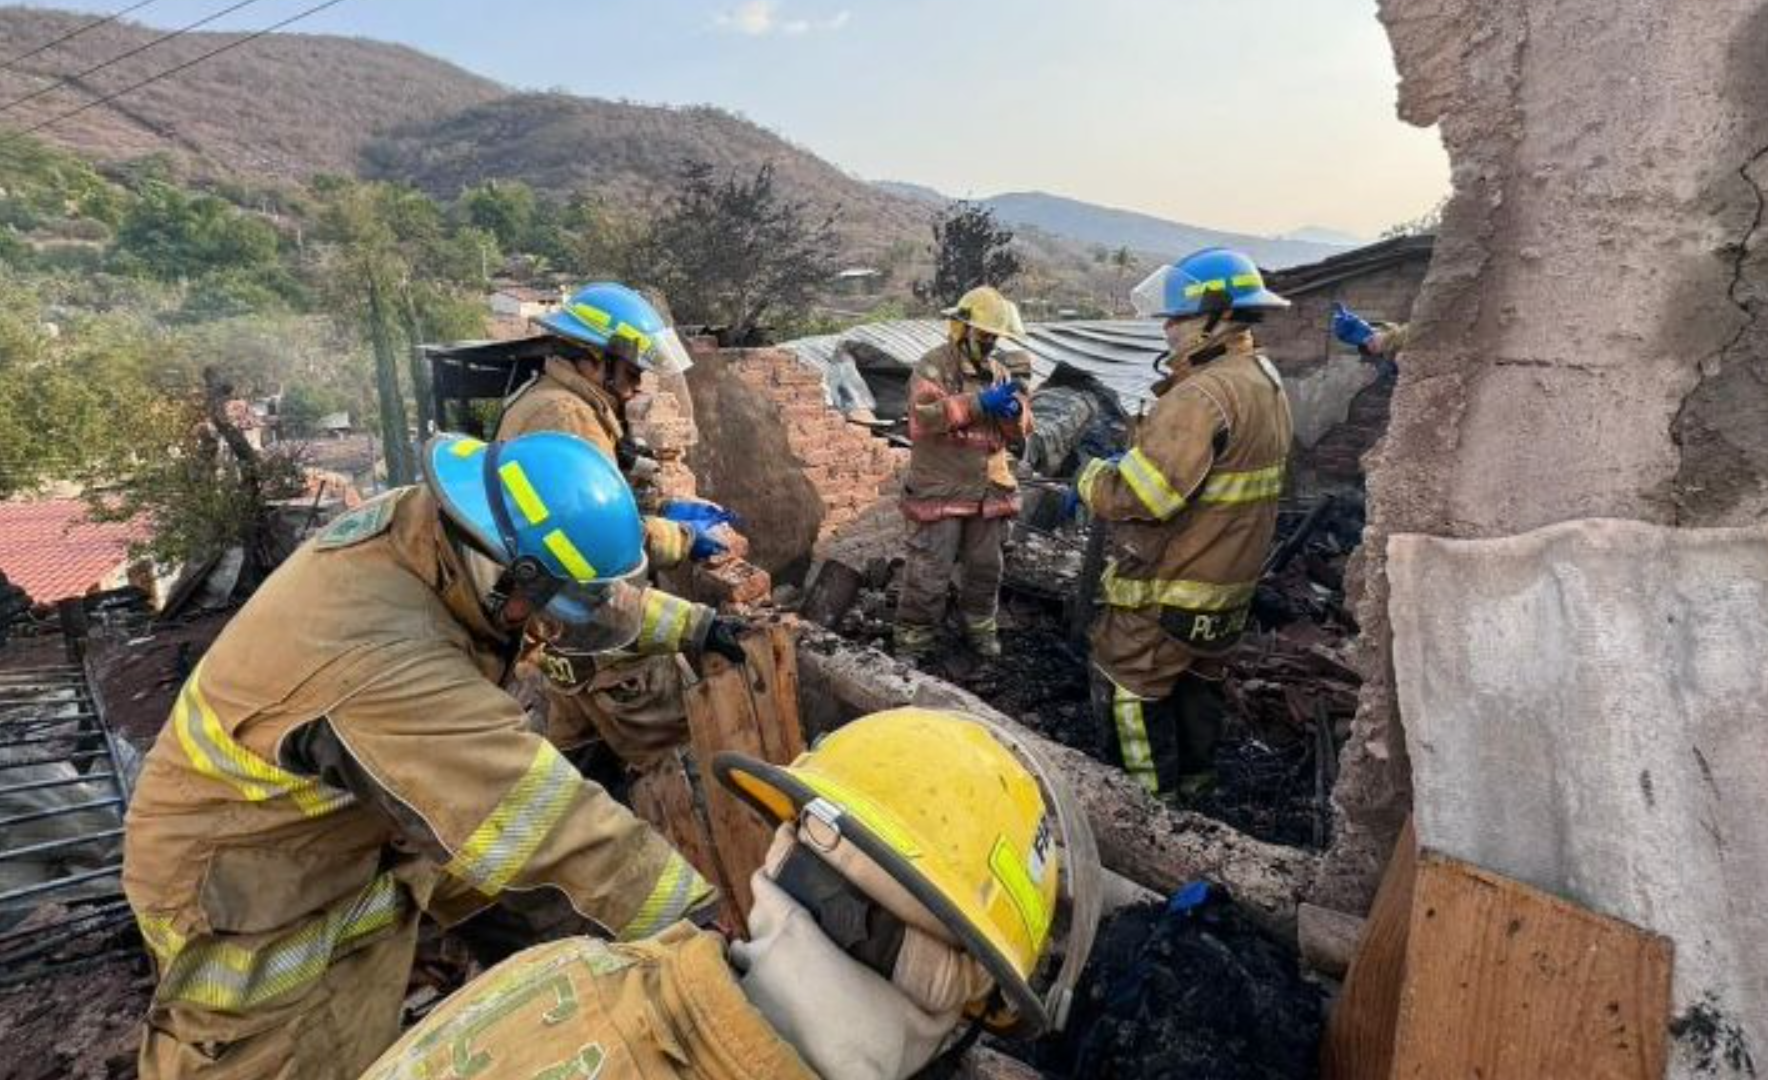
left=57, top=598, right=89, bottom=664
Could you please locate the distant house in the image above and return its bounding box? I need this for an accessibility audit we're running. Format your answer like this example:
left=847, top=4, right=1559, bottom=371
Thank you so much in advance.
left=0, top=499, right=158, bottom=606
left=831, top=267, right=883, bottom=297
left=285, top=434, right=383, bottom=496
left=489, top=285, right=561, bottom=321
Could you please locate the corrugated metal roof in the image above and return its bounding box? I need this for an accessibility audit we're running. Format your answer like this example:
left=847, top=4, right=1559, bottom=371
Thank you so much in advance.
left=784, top=318, right=1170, bottom=407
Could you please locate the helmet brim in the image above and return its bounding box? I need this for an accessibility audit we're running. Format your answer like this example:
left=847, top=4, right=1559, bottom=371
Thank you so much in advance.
left=713, top=750, right=1052, bottom=1036
left=425, top=434, right=507, bottom=562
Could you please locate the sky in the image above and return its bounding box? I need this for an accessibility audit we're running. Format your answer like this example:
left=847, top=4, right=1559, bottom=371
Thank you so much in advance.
left=16, top=0, right=1450, bottom=239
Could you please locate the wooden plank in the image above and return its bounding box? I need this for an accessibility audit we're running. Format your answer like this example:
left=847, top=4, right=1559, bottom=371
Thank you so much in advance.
left=684, top=653, right=777, bottom=927
left=741, top=623, right=806, bottom=764
left=627, top=753, right=735, bottom=923
left=1321, top=816, right=1418, bottom=1080
left=1389, top=853, right=1672, bottom=1080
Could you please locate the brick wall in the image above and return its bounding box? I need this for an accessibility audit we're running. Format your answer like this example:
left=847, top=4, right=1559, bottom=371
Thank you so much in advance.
left=685, top=347, right=906, bottom=584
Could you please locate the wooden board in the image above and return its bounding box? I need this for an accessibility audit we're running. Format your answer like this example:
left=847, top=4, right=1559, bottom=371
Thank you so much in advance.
left=1321, top=816, right=1418, bottom=1080
left=628, top=752, right=734, bottom=923
left=1389, top=853, right=1672, bottom=1080
left=683, top=624, right=809, bottom=929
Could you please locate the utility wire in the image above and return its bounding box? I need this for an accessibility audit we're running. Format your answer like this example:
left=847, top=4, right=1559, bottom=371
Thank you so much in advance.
left=0, top=0, right=164, bottom=75
left=0, top=0, right=266, bottom=117
left=10, top=0, right=350, bottom=139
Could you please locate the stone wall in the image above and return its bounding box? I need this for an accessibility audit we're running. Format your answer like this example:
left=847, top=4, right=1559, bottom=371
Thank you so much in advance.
left=684, top=347, right=907, bottom=584
left=1315, top=0, right=1768, bottom=914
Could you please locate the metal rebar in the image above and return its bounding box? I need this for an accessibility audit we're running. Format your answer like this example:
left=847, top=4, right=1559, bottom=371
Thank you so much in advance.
left=0, top=750, right=111, bottom=772
left=0, top=897, right=128, bottom=951
left=0, top=797, right=122, bottom=830
left=0, top=945, right=143, bottom=989
left=0, top=772, right=116, bottom=798
left=0, top=864, right=123, bottom=907
left=0, top=728, right=100, bottom=749
left=0, top=828, right=125, bottom=864
left=0, top=904, right=132, bottom=968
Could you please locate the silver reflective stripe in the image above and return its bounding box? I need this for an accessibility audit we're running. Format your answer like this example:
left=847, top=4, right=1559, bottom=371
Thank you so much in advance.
left=620, top=855, right=705, bottom=940
left=156, top=873, right=407, bottom=1010
left=1112, top=688, right=1159, bottom=794
left=442, top=742, right=580, bottom=895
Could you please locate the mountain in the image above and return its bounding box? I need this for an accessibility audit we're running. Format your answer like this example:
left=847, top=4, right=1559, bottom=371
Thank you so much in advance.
left=1278, top=226, right=1369, bottom=247
left=0, top=7, right=930, bottom=260
left=875, top=183, right=1353, bottom=270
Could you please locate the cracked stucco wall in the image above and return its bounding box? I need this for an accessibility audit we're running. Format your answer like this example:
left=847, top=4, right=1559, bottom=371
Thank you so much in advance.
left=1315, top=0, right=1768, bottom=912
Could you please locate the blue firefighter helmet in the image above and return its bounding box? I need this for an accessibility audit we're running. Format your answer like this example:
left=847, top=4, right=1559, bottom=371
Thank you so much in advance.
left=1131, top=247, right=1290, bottom=320
left=532, top=282, right=694, bottom=375
left=425, top=432, right=647, bottom=627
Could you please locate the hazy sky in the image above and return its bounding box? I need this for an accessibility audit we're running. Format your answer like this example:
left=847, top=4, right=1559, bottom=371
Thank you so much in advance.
left=17, top=0, right=1449, bottom=238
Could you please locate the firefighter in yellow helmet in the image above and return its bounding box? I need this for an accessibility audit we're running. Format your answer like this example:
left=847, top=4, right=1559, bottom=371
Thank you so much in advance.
left=360, top=708, right=1101, bottom=1080
left=895, top=285, right=1033, bottom=660
left=124, top=433, right=717, bottom=1080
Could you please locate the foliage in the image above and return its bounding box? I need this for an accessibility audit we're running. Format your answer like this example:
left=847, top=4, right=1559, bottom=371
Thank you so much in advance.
left=84, top=370, right=307, bottom=577
left=915, top=201, right=1023, bottom=307
left=112, top=182, right=282, bottom=280
left=636, top=160, right=838, bottom=338
left=1381, top=196, right=1447, bottom=240
left=278, top=382, right=351, bottom=437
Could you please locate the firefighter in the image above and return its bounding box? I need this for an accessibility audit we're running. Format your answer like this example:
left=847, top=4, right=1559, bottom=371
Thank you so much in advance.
left=1332, top=301, right=1408, bottom=374
left=360, top=708, right=1099, bottom=1080
left=894, top=286, right=1033, bottom=660
left=124, top=432, right=718, bottom=1080
left=498, top=281, right=743, bottom=766
left=1078, top=248, right=1294, bottom=803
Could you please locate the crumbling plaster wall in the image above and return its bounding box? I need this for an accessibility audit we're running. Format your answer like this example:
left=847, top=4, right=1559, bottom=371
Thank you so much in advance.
left=1316, top=0, right=1768, bottom=912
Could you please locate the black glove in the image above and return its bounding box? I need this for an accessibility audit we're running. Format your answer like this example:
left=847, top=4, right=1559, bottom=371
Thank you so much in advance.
left=615, top=437, right=644, bottom=472
left=703, top=617, right=747, bottom=664
left=536, top=645, right=595, bottom=693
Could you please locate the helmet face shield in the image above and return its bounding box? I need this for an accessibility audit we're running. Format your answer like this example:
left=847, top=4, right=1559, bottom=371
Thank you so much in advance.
left=647, top=326, right=694, bottom=376
left=1131, top=265, right=1177, bottom=319
left=542, top=568, right=648, bottom=646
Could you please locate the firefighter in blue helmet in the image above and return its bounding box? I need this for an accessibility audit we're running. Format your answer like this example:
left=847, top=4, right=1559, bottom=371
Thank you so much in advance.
left=500, top=282, right=746, bottom=768
left=1077, top=249, right=1295, bottom=803
left=124, top=432, right=716, bottom=1080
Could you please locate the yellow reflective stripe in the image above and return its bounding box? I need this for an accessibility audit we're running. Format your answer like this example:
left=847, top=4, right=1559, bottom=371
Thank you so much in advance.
left=649, top=520, right=688, bottom=565
left=442, top=742, right=580, bottom=895
left=171, top=665, right=355, bottom=818
left=796, top=773, right=923, bottom=858
left=637, top=592, right=692, bottom=651
left=989, top=835, right=1053, bottom=946
left=1112, top=688, right=1159, bottom=793
left=137, top=912, right=186, bottom=962
left=449, top=437, right=486, bottom=459
left=543, top=529, right=598, bottom=583
left=1118, top=447, right=1187, bottom=520
left=1076, top=457, right=1110, bottom=510
left=619, top=854, right=709, bottom=940
left=155, top=873, right=407, bottom=1010
left=498, top=461, right=549, bottom=525
left=1183, top=272, right=1264, bottom=298
left=612, top=322, right=652, bottom=354
left=570, top=302, right=613, bottom=332
left=1198, top=463, right=1285, bottom=506
left=1101, top=566, right=1257, bottom=613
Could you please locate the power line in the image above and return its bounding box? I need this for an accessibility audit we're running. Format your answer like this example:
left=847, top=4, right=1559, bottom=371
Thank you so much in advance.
left=10, top=0, right=350, bottom=140
left=0, top=0, right=266, bottom=118
left=0, top=0, right=165, bottom=75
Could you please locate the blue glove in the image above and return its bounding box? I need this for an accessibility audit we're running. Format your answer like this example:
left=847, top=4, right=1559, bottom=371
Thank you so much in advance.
left=1331, top=302, right=1376, bottom=349
left=977, top=381, right=1022, bottom=420
left=1167, top=881, right=1212, bottom=915
left=1059, top=486, right=1082, bottom=522
left=660, top=500, right=738, bottom=561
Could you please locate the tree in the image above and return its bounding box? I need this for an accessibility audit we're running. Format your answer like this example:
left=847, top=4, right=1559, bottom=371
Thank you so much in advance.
left=113, top=182, right=281, bottom=280
left=638, top=161, right=838, bottom=340
left=85, top=368, right=306, bottom=591
left=915, top=201, right=1023, bottom=307
left=454, top=180, right=538, bottom=254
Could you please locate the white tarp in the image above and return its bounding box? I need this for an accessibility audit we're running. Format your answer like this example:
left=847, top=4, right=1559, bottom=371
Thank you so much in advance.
left=1389, top=519, right=1767, bottom=1079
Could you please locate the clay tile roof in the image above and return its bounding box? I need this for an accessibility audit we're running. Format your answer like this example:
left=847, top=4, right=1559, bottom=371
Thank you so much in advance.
left=0, top=499, right=151, bottom=604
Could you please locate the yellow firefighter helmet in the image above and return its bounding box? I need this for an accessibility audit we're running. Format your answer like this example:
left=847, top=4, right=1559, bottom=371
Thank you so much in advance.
left=943, top=285, right=1027, bottom=343
left=714, top=707, right=1099, bottom=1036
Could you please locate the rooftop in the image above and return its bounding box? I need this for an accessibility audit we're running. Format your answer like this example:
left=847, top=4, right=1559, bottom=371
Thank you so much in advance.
left=0, top=498, right=151, bottom=604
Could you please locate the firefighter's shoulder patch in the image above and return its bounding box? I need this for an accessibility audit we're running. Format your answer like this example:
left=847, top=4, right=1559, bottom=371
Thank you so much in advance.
left=316, top=489, right=405, bottom=551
